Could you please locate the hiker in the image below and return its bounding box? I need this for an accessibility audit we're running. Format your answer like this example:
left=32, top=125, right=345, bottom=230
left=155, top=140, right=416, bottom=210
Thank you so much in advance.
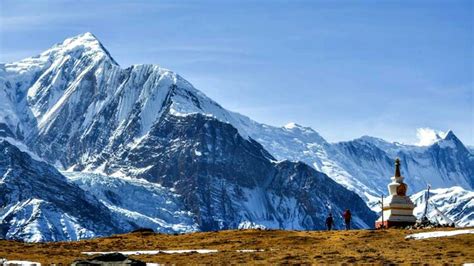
left=343, top=209, right=351, bottom=230
left=325, top=213, right=334, bottom=231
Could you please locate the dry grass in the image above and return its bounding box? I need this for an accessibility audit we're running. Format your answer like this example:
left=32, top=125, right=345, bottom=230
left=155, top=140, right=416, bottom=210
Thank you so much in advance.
left=1, top=228, right=473, bottom=264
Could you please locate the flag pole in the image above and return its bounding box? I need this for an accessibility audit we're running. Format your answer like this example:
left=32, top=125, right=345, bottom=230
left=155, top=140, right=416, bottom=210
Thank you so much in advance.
left=381, top=194, right=384, bottom=229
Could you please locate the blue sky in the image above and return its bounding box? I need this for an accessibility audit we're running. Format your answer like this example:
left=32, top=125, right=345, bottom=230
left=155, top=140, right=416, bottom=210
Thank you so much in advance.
left=1, top=0, right=473, bottom=145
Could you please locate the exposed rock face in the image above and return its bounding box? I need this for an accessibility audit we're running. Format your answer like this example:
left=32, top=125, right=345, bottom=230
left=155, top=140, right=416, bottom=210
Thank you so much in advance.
left=86, top=113, right=376, bottom=230
left=0, top=140, right=125, bottom=241
left=335, top=133, right=474, bottom=197
left=231, top=121, right=474, bottom=209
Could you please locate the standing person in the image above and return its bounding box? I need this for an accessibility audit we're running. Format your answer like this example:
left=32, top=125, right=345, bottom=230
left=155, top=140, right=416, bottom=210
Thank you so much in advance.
left=325, top=213, right=334, bottom=231
left=343, top=209, right=352, bottom=230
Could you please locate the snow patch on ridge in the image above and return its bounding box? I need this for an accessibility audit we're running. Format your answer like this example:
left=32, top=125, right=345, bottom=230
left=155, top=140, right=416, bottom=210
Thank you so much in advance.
left=284, top=122, right=299, bottom=129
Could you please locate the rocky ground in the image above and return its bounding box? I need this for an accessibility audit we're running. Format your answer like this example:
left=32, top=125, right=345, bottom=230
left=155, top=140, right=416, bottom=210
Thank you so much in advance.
left=0, top=228, right=473, bottom=264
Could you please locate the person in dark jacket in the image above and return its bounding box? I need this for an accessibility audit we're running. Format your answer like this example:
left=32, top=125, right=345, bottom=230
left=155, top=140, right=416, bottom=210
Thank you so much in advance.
left=343, top=209, right=352, bottom=230
left=325, top=213, right=334, bottom=231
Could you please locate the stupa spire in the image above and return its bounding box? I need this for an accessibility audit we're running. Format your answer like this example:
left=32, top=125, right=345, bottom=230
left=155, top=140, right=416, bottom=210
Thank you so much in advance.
left=395, top=158, right=401, bottom=177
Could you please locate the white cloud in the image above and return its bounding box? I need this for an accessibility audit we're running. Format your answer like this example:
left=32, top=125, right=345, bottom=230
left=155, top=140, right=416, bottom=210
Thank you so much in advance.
left=415, top=128, right=444, bottom=146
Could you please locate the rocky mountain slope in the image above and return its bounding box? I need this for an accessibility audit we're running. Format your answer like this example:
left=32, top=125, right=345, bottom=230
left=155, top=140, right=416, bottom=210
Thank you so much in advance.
left=238, top=121, right=473, bottom=207
left=0, top=33, right=377, bottom=241
left=77, top=112, right=375, bottom=230
left=63, top=172, right=198, bottom=233
left=0, top=139, right=123, bottom=241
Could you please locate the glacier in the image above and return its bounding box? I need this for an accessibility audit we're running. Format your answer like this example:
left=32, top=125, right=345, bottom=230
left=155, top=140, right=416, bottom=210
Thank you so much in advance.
left=63, top=171, right=198, bottom=233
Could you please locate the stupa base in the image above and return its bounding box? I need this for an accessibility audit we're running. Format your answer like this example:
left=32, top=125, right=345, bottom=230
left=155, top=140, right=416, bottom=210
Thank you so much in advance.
left=375, top=220, right=416, bottom=229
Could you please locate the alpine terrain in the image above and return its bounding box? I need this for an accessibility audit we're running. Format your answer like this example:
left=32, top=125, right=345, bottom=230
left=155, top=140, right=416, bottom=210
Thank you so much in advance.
left=411, top=187, right=473, bottom=227
left=0, top=33, right=376, bottom=241
left=0, top=33, right=472, bottom=241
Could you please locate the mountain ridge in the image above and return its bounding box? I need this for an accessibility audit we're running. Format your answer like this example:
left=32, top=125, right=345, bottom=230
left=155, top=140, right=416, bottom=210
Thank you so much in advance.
left=0, top=33, right=471, bottom=241
left=2, top=33, right=472, bottom=196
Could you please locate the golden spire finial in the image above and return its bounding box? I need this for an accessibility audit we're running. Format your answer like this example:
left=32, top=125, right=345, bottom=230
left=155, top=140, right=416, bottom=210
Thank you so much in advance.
left=395, top=158, right=401, bottom=177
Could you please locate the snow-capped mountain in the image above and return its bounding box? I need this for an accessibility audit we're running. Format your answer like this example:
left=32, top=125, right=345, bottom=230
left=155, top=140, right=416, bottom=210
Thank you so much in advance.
left=411, top=187, right=473, bottom=227
left=234, top=121, right=383, bottom=205
left=335, top=133, right=473, bottom=201
left=0, top=139, right=198, bottom=242
left=0, top=33, right=471, bottom=240
left=80, top=112, right=375, bottom=231
left=0, top=139, right=122, bottom=242
left=1, top=33, right=255, bottom=168
left=241, top=121, right=473, bottom=209
left=2, top=33, right=471, bottom=200
left=0, top=33, right=377, bottom=241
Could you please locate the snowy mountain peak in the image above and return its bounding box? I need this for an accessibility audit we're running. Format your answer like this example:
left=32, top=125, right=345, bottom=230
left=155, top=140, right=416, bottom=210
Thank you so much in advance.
left=42, top=32, right=118, bottom=65
left=358, top=135, right=390, bottom=145
left=61, top=32, right=100, bottom=47
left=284, top=122, right=301, bottom=129
left=282, top=122, right=319, bottom=135
left=2, top=32, right=118, bottom=90
left=414, top=128, right=459, bottom=147
left=433, top=130, right=466, bottom=150
left=5, top=32, right=117, bottom=74
left=442, top=130, right=457, bottom=141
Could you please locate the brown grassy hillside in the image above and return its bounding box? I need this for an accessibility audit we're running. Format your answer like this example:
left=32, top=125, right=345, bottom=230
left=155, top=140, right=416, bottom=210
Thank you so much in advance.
left=1, top=228, right=473, bottom=264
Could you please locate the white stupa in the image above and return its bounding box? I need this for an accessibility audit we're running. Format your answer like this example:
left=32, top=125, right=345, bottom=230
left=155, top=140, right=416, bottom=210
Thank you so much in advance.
left=375, top=158, right=416, bottom=228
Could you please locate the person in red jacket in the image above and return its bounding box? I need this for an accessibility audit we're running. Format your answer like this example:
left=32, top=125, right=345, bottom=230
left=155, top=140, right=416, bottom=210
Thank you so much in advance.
left=343, top=209, right=352, bottom=230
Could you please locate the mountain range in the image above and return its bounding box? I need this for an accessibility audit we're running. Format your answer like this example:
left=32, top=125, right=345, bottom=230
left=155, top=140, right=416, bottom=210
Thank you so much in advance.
left=0, top=33, right=472, bottom=241
left=411, top=186, right=473, bottom=227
